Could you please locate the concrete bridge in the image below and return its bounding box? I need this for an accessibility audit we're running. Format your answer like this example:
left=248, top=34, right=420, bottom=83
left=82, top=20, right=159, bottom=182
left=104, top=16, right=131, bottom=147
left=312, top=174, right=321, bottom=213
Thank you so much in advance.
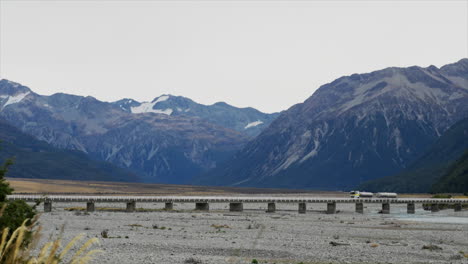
left=7, top=195, right=468, bottom=214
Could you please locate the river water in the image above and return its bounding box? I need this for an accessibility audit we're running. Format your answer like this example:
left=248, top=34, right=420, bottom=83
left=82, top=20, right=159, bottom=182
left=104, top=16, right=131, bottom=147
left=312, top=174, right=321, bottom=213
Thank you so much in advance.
left=386, top=207, right=468, bottom=224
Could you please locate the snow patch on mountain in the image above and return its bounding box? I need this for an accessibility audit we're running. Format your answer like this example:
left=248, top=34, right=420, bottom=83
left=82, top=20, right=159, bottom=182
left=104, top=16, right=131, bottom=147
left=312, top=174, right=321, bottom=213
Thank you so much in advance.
left=245, top=120, right=263, bottom=129
left=153, top=95, right=169, bottom=104
left=2, top=92, right=30, bottom=109
left=131, top=102, right=155, bottom=114
left=130, top=95, right=173, bottom=115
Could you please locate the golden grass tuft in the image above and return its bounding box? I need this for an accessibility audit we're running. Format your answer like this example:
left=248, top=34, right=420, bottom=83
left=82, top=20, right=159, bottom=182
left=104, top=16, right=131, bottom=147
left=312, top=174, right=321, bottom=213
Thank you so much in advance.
left=0, top=205, right=102, bottom=264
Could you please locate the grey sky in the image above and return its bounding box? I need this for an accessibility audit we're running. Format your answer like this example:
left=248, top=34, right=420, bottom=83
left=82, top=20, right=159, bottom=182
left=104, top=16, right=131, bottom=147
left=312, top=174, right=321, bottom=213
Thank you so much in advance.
left=0, top=0, right=467, bottom=113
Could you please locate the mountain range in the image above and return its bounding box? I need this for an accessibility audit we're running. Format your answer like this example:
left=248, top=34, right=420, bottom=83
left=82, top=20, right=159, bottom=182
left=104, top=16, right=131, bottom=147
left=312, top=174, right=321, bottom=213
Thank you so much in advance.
left=196, top=58, right=468, bottom=190
left=0, top=79, right=277, bottom=183
left=0, top=120, right=139, bottom=182
left=1, top=58, right=467, bottom=191
left=113, top=95, right=278, bottom=137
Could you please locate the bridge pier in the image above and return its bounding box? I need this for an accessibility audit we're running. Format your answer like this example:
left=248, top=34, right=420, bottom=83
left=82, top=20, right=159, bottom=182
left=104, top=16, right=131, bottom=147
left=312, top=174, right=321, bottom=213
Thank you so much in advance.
left=298, top=203, right=306, bottom=214
left=44, top=201, right=52, bottom=212
left=326, top=202, right=336, bottom=214
left=355, top=202, right=364, bottom=214
left=454, top=203, right=462, bottom=212
left=407, top=203, right=415, bottom=214
left=165, top=202, right=173, bottom=210
left=229, top=202, right=243, bottom=212
left=431, top=203, right=440, bottom=212
left=381, top=202, right=390, bottom=214
left=86, top=202, right=95, bottom=212
left=195, top=202, right=209, bottom=211
left=266, top=202, right=276, bottom=213
left=126, top=201, right=136, bottom=212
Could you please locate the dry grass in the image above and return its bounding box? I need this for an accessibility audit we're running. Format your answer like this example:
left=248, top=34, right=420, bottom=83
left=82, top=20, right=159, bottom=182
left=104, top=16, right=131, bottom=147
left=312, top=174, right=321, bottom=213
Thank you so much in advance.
left=0, top=205, right=101, bottom=263
left=7, top=179, right=100, bottom=194
left=7, top=177, right=315, bottom=196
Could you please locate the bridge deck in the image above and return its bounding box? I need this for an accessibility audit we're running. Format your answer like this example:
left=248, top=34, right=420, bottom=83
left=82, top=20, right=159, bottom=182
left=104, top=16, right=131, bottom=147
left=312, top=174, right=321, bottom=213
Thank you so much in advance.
left=7, top=195, right=468, bottom=204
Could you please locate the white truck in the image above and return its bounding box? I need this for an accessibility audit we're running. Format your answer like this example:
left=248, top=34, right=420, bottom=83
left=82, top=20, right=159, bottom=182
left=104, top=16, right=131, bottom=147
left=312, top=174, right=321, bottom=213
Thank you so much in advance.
left=350, top=191, right=397, bottom=198
left=350, top=190, right=373, bottom=198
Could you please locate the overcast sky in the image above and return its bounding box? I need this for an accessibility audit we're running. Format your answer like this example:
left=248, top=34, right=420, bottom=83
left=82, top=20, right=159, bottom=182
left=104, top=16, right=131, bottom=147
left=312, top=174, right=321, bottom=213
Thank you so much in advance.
left=0, top=0, right=467, bottom=113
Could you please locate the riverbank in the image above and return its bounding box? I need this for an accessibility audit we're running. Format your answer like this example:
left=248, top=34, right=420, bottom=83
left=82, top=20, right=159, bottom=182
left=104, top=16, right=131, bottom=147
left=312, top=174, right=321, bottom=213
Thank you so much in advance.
left=33, top=201, right=468, bottom=264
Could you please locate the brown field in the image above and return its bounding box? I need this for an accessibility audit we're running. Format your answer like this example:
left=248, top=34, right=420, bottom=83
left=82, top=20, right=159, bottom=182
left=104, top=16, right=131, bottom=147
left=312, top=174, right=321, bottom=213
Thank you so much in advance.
left=6, top=177, right=333, bottom=196
left=7, top=178, right=449, bottom=198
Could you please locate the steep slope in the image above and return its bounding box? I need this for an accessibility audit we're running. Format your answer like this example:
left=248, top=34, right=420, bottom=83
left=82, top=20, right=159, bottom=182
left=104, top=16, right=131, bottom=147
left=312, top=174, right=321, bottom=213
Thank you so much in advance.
left=431, top=149, right=468, bottom=193
left=113, top=95, right=279, bottom=137
left=359, top=117, right=468, bottom=192
left=0, top=80, right=249, bottom=183
left=196, top=58, right=468, bottom=189
left=0, top=120, right=139, bottom=182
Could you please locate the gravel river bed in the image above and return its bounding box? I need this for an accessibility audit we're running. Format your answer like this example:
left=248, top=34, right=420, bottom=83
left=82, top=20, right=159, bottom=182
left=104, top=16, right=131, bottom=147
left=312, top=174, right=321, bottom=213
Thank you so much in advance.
left=32, top=201, right=468, bottom=264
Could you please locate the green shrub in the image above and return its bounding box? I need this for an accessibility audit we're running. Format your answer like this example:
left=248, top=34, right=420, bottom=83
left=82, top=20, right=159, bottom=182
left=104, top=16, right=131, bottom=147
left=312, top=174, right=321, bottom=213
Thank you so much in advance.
left=0, top=157, right=37, bottom=242
left=251, top=259, right=259, bottom=264
left=0, top=200, right=36, bottom=232
left=0, top=158, right=13, bottom=202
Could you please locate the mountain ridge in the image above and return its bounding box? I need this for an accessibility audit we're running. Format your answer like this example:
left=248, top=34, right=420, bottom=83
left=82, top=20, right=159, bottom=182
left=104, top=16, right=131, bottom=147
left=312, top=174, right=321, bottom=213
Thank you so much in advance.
left=195, top=58, right=468, bottom=189
left=0, top=79, right=276, bottom=183
left=0, top=119, right=140, bottom=182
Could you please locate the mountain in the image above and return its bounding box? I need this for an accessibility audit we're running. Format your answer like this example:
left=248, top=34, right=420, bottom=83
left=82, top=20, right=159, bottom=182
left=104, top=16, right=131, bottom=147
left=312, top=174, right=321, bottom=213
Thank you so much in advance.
left=431, top=149, right=468, bottom=193
left=359, top=117, right=468, bottom=193
left=113, top=95, right=279, bottom=137
left=195, top=58, right=468, bottom=189
left=0, top=79, right=272, bottom=183
left=0, top=119, right=139, bottom=182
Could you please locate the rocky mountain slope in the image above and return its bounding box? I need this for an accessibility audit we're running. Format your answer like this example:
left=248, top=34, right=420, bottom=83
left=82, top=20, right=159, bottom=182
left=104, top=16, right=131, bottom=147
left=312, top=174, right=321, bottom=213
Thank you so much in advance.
left=359, top=117, right=468, bottom=193
left=114, top=96, right=279, bottom=137
left=0, top=80, right=276, bottom=183
left=0, top=120, right=139, bottom=182
left=196, top=58, right=468, bottom=189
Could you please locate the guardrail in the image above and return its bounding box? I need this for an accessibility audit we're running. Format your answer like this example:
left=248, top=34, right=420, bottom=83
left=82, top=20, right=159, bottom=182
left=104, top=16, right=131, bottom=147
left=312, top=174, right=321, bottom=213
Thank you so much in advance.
left=7, top=195, right=468, bottom=204
left=7, top=195, right=467, bottom=214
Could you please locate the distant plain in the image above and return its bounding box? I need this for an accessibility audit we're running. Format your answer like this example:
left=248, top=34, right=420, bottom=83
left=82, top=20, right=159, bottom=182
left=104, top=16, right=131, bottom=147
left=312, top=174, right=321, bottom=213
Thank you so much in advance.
left=7, top=177, right=334, bottom=196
